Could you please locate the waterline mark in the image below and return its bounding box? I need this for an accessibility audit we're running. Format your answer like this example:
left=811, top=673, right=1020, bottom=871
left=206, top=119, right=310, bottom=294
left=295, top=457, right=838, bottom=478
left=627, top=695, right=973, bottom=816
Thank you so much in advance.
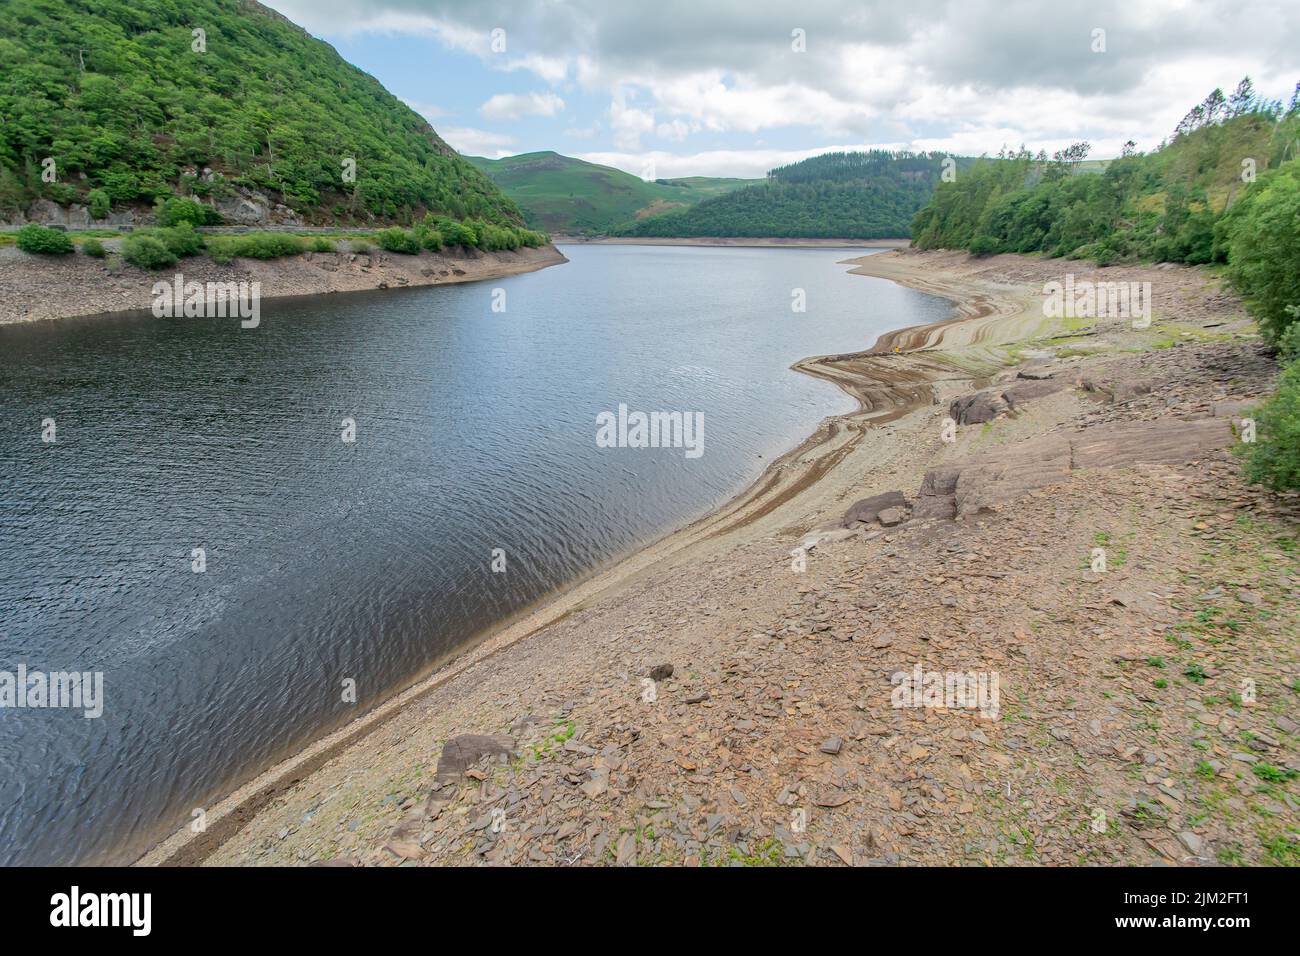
left=596, top=403, right=704, bottom=459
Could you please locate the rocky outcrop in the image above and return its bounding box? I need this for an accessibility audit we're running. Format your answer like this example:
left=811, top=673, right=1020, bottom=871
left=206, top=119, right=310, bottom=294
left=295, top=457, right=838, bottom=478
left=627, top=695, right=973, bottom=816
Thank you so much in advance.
left=949, top=375, right=1069, bottom=424
left=840, top=490, right=910, bottom=528
left=840, top=413, right=1236, bottom=529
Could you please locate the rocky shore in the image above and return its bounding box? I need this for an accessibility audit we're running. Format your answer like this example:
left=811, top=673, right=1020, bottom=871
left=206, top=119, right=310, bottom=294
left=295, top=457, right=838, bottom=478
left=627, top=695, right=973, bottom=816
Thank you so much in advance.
left=141, top=248, right=1298, bottom=867
left=0, top=243, right=568, bottom=324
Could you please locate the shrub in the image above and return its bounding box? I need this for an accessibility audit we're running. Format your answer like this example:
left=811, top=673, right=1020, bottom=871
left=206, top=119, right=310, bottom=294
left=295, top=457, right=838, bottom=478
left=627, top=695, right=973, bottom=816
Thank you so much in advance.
left=432, top=217, right=477, bottom=247
left=81, top=237, right=106, bottom=258
left=1224, top=159, right=1300, bottom=347
left=310, top=237, right=335, bottom=253
left=1239, top=359, right=1300, bottom=491
left=156, top=196, right=222, bottom=227
left=87, top=188, right=111, bottom=220
left=351, top=239, right=371, bottom=254
left=376, top=227, right=420, bottom=254
left=122, top=233, right=177, bottom=270
left=153, top=223, right=205, bottom=257
left=206, top=232, right=305, bottom=262
left=414, top=223, right=442, bottom=251
left=16, top=224, right=74, bottom=255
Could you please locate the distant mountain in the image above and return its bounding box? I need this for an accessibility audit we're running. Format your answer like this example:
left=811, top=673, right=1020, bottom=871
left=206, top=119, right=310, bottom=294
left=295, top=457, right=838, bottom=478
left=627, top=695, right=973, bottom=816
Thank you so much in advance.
left=466, top=151, right=756, bottom=235
left=615, top=150, right=972, bottom=239
left=0, top=0, right=524, bottom=227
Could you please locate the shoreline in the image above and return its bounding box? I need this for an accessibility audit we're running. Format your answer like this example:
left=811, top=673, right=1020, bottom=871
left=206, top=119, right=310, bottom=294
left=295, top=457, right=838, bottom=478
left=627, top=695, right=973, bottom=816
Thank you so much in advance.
left=0, top=243, right=568, bottom=325
left=553, top=236, right=909, bottom=248
left=140, top=247, right=1292, bottom=868
left=138, top=247, right=1016, bottom=867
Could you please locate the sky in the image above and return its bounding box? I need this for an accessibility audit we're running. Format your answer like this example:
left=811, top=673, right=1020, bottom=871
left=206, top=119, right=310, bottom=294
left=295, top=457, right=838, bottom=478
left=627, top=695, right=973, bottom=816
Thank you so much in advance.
left=265, top=0, right=1300, bottom=180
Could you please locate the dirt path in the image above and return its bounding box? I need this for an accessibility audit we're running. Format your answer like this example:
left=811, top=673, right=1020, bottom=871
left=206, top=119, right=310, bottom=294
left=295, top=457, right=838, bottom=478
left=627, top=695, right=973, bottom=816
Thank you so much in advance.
left=142, top=249, right=1299, bottom=867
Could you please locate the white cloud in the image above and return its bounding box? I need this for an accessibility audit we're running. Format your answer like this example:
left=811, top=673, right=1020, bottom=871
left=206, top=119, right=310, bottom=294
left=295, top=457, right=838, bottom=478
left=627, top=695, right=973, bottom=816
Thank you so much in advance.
left=266, top=0, right=1300, bottom=174
left=575, top=145, right=877, bottom=180
left=439, top=126, right=516, bottom=156
left=480, top=91, right=566, bottom=120
left=608, top=92, right=656, bottom=150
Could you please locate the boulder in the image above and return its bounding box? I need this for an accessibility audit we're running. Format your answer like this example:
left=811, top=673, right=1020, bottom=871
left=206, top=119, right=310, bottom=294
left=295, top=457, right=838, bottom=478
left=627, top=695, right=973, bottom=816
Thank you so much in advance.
left=877, top=506, right=908, bottom=527
left=841, top=490, right=909, bottom=528
left=949, top=389, right=1008, bottom=425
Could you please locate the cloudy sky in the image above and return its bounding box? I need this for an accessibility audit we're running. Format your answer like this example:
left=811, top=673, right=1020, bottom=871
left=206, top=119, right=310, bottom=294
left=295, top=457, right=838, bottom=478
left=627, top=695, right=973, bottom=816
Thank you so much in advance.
left=266, top=0, right=1300, bottom=179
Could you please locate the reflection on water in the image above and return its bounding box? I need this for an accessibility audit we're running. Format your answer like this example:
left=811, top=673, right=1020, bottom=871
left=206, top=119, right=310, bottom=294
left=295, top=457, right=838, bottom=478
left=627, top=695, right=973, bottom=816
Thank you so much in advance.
left=0, top=245, right=950, bottom=864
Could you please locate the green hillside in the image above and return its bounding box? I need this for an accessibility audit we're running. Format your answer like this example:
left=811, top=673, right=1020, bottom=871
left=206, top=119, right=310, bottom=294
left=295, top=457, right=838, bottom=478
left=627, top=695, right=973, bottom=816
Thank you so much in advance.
left=910, top=79, right=1300, bottom=265
left=0, top=0, right=524, bottom=226
left=616, top=150, right=971, bottom=239
left=467, top=151, right=755, bottom=235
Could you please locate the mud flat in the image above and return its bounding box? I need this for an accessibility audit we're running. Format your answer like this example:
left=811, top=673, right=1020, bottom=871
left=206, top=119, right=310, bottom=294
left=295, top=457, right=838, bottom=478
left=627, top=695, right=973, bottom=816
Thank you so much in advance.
left=142, top=248, right=1296, bottom=868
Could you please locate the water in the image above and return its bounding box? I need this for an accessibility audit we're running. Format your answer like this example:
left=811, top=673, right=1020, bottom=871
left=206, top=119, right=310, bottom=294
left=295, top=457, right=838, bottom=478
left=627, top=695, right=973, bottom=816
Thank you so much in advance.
left=0, top=244, right=951, bottom=864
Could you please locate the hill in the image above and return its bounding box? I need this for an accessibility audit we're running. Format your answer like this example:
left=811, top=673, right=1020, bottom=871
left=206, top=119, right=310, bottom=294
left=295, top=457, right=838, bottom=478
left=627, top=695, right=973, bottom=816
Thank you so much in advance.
left=466, top=151, right=755, bottom=235
left=910, top=79, right=1300, bottom=265
left=0, top=0, right=523, bottom=227
left=616, top=150, right=971, bottom=239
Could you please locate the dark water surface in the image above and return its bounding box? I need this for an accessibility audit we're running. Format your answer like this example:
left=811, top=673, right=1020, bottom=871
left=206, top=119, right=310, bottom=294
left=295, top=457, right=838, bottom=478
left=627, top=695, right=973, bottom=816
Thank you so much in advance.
left=0, top=244, right=951, bottom=864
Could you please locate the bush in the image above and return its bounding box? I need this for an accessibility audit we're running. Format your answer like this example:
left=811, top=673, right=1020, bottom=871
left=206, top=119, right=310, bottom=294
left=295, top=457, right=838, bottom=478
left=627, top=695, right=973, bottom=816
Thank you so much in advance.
left=16, top=224, right=74, bottom=255
left=87, top=188, right=111, bottom=220
left=351, top=239, right=371, bottom=254
left=122, top=233, right=177, bottom=269
left=414, top=223, right=442, bottom=251
left=432, top=217, right=477, bottom=247
left=155, top=196, right=222, bottom=227
left=206, top=232, right=305, bottom=262
left=153, top=223, right=205, bottom=257
left=1239, top=359, right=1300, bottom=491
left=309, top=237, right=335, bottom=252
left=81, top=237, right=106, bottom=258
left=1224, top=159, right=1300, bottom=347
left=376, top=227, right=420, bottom=254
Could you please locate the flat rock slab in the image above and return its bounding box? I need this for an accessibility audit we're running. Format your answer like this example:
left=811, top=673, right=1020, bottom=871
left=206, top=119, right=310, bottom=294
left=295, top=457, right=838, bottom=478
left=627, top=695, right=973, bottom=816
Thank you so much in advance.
left=897, top=415, right=1233, bottom=524
left=1001, top=378, right=1067, bottom=408
left=1071, top=417, right=1231, bottom=470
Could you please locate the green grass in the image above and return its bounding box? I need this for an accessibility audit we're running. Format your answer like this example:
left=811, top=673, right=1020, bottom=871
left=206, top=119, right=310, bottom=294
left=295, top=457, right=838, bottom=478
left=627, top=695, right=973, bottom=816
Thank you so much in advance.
left=468, top=151, right=755, bottom=235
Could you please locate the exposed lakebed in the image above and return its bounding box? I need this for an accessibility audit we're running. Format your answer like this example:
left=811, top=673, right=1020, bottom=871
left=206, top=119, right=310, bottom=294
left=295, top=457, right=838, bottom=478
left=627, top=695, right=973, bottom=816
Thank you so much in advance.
left=0, top=244, right=950, bottom=864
